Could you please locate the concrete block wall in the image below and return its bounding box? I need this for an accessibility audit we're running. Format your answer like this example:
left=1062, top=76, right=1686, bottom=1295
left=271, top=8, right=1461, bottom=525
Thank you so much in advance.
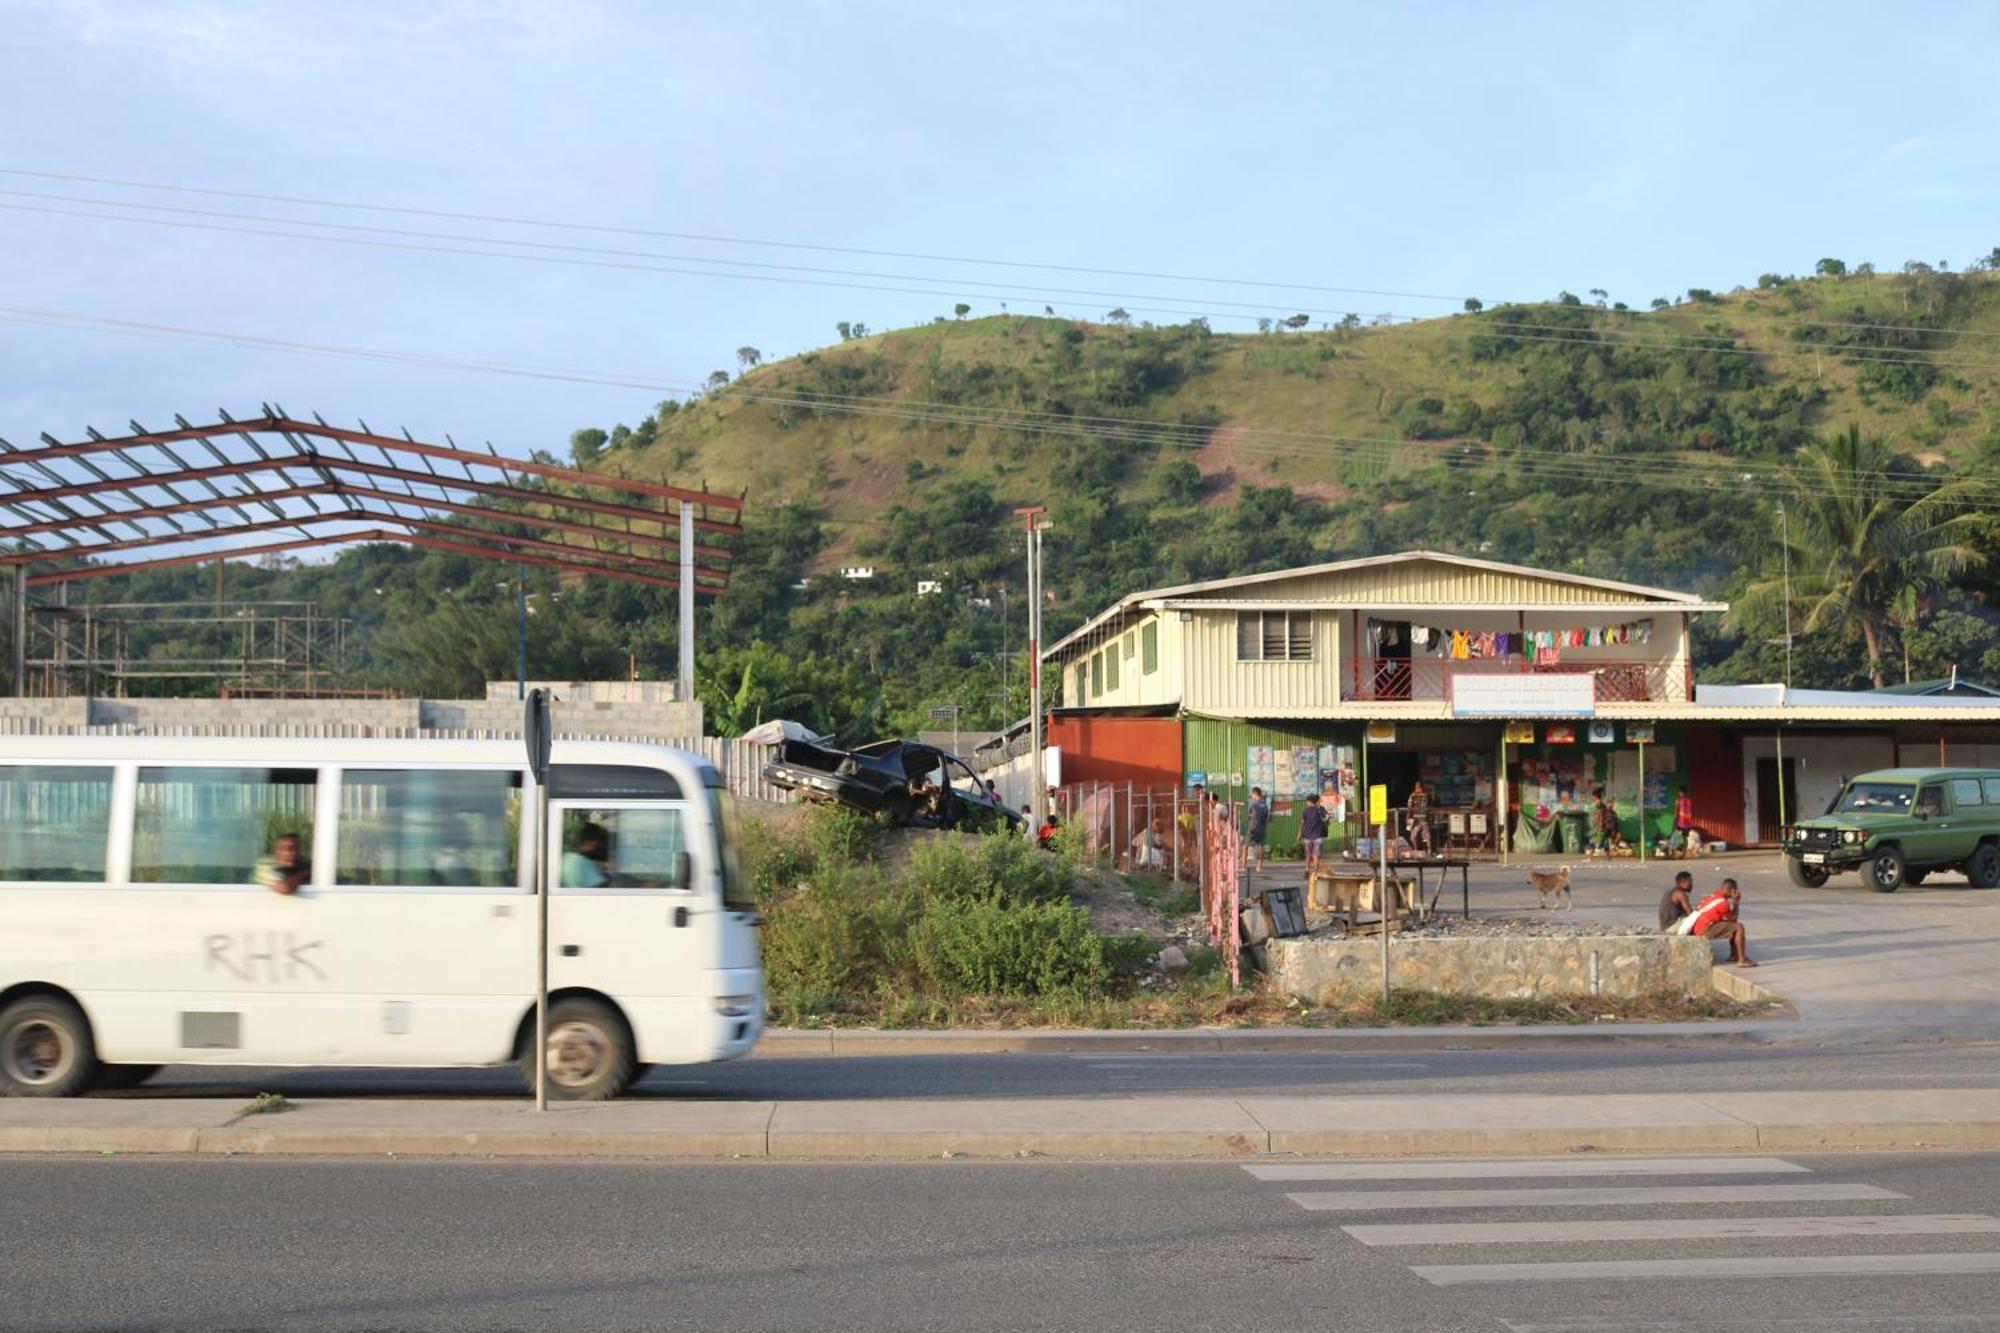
left=421, top=699, right=702, bottom=739
left=0, top=696, right=701, bottom=741
left=89, top=698, right=425, bottom=731
left=1267, top=933, right=1713, bottom=1004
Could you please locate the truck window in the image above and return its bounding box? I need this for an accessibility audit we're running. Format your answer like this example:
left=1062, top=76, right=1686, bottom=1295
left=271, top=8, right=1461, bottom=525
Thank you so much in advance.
left=1913, top=785, right=1947, bottom=818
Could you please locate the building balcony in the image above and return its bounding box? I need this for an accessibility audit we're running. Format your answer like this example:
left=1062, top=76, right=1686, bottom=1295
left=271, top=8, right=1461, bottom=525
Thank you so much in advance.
left=1349, top=656, right=1694, bottom=705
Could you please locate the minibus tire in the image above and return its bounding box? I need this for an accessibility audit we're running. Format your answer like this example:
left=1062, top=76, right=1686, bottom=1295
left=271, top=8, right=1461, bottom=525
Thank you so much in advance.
left=1, top=994, right=97, bottom=1098
left=526, top=998, right=635, bottom=1101
left=94, top=1064, right=162, bottom=1091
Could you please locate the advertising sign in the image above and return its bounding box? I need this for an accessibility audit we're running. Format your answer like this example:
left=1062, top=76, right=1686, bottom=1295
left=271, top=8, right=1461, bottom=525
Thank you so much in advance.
left=1451, top=673, right=1594, bottom=717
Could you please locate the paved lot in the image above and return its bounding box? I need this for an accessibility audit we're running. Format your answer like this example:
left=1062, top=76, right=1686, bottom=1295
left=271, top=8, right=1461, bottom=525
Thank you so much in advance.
left=1251, top=850, right=2000, bottom=1024
left=5, top=1151, right=1997, bottom=1332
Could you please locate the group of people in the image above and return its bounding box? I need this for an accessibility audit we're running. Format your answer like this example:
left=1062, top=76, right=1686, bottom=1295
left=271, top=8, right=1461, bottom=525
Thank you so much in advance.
left=1658, top=870, right=1755, bottom=967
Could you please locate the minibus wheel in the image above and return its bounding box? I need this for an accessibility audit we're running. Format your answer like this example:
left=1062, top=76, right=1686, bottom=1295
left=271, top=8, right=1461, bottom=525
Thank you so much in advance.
left=527, top=998, right=635, bottom=1101
left=0, top=994, right=97, bottom=1098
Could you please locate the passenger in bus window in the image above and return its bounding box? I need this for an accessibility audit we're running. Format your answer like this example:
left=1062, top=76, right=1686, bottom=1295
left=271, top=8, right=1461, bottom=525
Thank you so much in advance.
left=563, top=822, right=611, bottom=888
left=255, top=834, right=310, bottom=896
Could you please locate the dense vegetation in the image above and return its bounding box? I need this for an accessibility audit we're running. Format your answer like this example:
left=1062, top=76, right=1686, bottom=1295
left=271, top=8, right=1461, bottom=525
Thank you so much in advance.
left=58, top=261, right=2000, bottom=726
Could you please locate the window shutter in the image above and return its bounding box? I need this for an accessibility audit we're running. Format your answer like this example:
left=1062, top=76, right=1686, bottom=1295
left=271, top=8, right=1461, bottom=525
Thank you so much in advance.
left=1261, top=613, right=1286, bottom=660
left=1236, top=613, right=1260, bottom=661
left=1288, top=612, right=1314, bottom=660
left=1141, top=621, right=1158, bottom=674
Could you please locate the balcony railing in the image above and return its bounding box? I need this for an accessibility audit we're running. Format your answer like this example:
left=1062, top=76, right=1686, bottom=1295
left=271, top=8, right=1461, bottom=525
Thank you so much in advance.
left=1350, top=656, right=1693, bottom=704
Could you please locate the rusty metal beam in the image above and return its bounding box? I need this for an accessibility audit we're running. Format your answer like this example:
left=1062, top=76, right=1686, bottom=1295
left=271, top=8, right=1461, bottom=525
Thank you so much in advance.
left=26, top=527, right=721, bottom=592
left=0, top=483, right=336, bottom=540
left=4, top=451, right=741, bottom=540
left=20, top=415, right=741, bottom=512
left=3, top=509, right=727, bottom=589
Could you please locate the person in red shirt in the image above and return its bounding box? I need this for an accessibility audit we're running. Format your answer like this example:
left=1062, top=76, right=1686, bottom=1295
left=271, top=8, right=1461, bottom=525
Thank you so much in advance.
left=1678, top=877, right=1754, bottom=966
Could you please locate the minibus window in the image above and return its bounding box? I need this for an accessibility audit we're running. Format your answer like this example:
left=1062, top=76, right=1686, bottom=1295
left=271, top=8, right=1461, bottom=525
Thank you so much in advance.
left=560, top=808, right=687, bottom=889
left=338, top=769, right=523, bottom=887
left=134, top=767, right=317, bottom=884
left=707, top=786, right=753, bottom=910
left=0, top=765, right=113, bottom=882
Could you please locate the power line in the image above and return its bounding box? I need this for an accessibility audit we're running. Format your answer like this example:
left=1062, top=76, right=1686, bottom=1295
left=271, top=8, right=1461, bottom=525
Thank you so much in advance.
left=0, top=166, right=1469, bottom=304
left=2, top=302, right=1990, bottom=508
left=8, top=166, right=1993, bottom=344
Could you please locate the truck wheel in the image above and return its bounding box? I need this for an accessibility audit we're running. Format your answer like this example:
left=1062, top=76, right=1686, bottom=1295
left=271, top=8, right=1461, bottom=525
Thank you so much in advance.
left=521, top=998, right=635, bottom=1101
left=1785, top=856, right=1829, bottom=888
left=1868, top=845, right=1905, bottom=894
left=0, top=994, right=97, bottom=1098
left=1965, top=843, right=2000, bottom=889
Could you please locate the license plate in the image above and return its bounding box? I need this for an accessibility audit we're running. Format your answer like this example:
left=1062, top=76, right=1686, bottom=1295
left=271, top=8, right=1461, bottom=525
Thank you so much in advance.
left=1802, top=853, right=1825, bottom=864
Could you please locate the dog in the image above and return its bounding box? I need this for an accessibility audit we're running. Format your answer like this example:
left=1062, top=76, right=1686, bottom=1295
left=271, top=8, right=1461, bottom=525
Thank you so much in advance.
left=1528, top=864, right=1574, bottom=911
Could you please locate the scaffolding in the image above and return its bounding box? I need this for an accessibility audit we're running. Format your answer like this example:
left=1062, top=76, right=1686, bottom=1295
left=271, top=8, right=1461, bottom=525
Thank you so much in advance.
left=24, top=597, right=360, bottom=698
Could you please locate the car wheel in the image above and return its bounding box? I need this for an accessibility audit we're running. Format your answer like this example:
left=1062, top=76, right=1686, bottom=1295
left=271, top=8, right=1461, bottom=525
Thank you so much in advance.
left=1785, top=856, right=1829, bottom=888
left=521, top=998, right=635, bottom=1101
left=0, top=994, right=97, bottom=1098
left=1868, top=845, right=1905, bottom=894
left=1965, top=843, right=2000, bottom=890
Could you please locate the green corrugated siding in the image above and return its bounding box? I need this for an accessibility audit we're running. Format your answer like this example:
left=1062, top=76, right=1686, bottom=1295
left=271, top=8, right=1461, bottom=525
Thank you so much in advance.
left=1182, top=715, right=1359, bottom=850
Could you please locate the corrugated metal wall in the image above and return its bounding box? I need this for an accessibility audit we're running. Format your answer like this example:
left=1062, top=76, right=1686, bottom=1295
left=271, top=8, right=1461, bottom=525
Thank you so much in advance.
left=1180, top=558, right=1649, bottom=606
left=1183, top=609, right=1343, bottom=714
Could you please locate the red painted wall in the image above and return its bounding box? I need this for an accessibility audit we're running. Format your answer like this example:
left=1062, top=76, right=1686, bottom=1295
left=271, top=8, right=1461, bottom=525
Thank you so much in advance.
left=1048, top=715, right=1184, bottom=791
left=1687, top=725, right=1745, bottom=846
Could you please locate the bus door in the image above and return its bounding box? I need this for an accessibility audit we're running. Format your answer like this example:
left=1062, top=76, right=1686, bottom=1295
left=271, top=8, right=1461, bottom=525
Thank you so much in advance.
left=547, top=799, right=708, bottom=1023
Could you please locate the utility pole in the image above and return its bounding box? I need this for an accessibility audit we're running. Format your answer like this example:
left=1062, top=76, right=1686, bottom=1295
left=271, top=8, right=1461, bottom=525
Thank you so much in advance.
left=1014, top=506, right=1047, bottom=826
left=679, top=501, right=696, bottom=704
left=515, top=566, right=528, bottom=701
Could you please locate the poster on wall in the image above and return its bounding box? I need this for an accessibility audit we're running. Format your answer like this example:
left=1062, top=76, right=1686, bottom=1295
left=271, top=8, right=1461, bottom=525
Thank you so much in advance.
left=1184, top=771, right=1207, bottom=790
left=1546, top=723, right=1576, bottom=745
left=1643, top=744, right=1677, bottom=809
left=1246, top=746, right=1275, bottom=794
left=1587, top=721, right=1616, bottom=744
left=1504, top=722, right=1536, bottom=744
left=1290, top=746, right=1320, bottom=798
left=1272, top=746, right=1293, bottom=798
left=1626, top=723, right=1656, bottom=743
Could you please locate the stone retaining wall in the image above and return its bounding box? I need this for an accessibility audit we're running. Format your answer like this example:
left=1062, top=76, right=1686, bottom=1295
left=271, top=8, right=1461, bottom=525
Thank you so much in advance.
left=1267, top=933, right=1713, bottom=1003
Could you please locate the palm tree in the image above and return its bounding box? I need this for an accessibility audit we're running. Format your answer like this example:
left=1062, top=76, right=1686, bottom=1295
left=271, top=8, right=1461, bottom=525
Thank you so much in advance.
left=1737, top=425, right=1988, bottom=688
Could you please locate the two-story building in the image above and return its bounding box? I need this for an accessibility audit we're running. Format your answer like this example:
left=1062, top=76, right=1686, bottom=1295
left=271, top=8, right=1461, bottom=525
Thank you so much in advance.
left=1043, top=549, right=1743, bottom=853
left=1043, top=548, right=2000, bottom=852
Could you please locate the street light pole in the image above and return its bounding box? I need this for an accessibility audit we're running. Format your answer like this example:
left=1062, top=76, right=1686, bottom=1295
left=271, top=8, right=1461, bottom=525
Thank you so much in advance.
left=515, top=566, right=528, bottom=701
left=1014, top=506, right=1047, bottom=827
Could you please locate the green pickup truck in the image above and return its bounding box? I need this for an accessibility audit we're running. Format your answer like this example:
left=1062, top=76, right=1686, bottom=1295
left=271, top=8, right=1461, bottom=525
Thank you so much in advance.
left=1782, top=767, right=2000, bottom=892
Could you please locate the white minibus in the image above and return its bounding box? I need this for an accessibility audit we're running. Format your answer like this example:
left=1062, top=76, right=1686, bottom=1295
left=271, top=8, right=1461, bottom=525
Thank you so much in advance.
left=0, top=737, right=763, bottom=1099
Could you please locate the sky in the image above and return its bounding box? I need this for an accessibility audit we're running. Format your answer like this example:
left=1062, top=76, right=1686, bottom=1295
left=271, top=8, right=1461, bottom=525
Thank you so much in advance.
left=3, top=0, right=1999, bottom=460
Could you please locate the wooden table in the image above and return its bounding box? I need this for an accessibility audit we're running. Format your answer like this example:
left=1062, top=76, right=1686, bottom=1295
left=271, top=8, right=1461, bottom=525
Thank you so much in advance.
left=1387, top=856, right=1473, bottom=919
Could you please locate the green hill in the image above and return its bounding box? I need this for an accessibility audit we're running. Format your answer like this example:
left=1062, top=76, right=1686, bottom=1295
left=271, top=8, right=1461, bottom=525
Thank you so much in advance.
left=65, top=263, right=2000, bottom=733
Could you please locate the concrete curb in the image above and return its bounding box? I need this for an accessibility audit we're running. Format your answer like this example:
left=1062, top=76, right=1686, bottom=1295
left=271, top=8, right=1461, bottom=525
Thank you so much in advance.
left=6, top=1090, right=1997, bottom=1161
left=755, top=1017, right=2000, bottom=1056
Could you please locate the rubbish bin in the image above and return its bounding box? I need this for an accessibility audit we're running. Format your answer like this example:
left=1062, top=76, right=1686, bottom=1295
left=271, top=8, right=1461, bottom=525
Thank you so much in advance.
left=1558, top=810, right=1589, bottom=856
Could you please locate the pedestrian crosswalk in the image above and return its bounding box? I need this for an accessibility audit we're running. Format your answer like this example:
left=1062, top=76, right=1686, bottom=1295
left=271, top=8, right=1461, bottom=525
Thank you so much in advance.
left=1242, top=1154, right=2000, bottom=1290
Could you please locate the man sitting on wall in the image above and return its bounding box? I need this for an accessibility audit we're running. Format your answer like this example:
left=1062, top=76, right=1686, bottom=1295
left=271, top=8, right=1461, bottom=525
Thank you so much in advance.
left=1675, top=877, right=1755, bottom=967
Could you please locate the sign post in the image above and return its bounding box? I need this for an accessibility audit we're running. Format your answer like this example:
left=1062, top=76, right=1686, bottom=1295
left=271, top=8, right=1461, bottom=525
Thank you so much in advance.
left=524, top=688, right=554, bottom=1111
left=1369, top=782, right=1390, bottom=1003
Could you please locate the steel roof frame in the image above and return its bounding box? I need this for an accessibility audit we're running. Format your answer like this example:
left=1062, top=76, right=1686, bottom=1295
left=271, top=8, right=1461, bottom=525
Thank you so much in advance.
left=0, top=410, right=743, bottom=591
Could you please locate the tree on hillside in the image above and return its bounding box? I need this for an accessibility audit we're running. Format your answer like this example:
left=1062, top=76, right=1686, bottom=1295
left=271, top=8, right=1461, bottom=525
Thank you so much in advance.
left=706, top=370, right=730, bottom=391
left=1463, top=298, right=1483, bottom=314
left=953, top=303, right=971, bottom=320
left=1737, top=425, right=1988, bottom=687
left=1816, top=258, right=1847, bottom=276
left=737, top=346, right=762, bottom=369
left=1106, top=308, right=1131, bottom=326
left=1282, top=313, right=1310, bottom=330
left=1589, top=288, right=1608, bottom=306
left=836, top=322, right=852, bottom=340
left=1256, top=317, right=1273, bottom=333
left=1650, top=297, right=1670, bottom=310
left=569, top=428, right=607, bottom=468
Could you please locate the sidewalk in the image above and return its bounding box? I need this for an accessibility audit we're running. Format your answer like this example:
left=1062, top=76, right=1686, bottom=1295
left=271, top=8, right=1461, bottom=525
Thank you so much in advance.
left=5, top=1089, right=1998, bottom=1160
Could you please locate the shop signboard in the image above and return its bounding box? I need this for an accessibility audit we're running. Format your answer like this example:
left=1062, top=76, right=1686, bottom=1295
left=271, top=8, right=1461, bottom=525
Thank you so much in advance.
left=1452, top=673, right=1594, bottom=717
left=1365, top=722, right=1397, bottom=744
left=1185, top=771, right=1207, bottom=790
left=1626, top=723, right=1656, bottom=743
left=1503, top=721, right=1537, bottom=744
left=1587, top=721, right=1616, bottom=744
left=1546, top=723, right=1577, bottom=744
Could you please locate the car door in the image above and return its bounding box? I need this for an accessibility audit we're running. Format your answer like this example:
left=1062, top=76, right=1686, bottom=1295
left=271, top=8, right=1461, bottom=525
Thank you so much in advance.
left=1906, top=783, right=1952, bottom=866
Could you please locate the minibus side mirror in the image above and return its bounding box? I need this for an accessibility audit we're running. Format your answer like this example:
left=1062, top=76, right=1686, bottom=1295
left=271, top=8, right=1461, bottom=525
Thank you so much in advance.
left=673, top=850, right=693, bottom=890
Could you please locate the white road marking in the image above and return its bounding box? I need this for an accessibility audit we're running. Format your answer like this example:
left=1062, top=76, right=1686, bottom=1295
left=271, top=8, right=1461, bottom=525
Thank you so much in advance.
left=1502, top=1314, right=1999, bottom=1330
left=1246, top=1156, right=1809, bottom=1181
left=1345, top=1213, right=2000, bottom=1246
left=1286, top=1183, right=1903, bottom=1212
left=1414, top=1250, right=2000, bottom=1285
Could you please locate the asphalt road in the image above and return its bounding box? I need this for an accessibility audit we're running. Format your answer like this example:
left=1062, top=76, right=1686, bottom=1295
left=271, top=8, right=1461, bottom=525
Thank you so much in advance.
left=6, top=1150, right=1999, bottom=1332
left=100, top=1039, right=2000, bottom=1103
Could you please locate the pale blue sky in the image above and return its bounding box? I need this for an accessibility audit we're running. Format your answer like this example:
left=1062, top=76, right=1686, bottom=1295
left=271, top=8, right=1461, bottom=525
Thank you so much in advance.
left=3, top=0, right=1998, bottom=456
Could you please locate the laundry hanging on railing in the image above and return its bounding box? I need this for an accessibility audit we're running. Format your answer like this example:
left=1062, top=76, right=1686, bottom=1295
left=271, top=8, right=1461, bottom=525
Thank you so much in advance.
left=1367, top=617, right=1654, bottom=664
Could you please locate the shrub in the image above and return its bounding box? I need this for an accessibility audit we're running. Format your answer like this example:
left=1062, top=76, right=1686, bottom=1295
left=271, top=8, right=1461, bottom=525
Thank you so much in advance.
left=809, top=805, right=883, bottom=864
left=913, top=895, right=1106, bottom=998
left=906, top=830, right=1074, bottom=906
left=759, top=863, right=917, bottom=1017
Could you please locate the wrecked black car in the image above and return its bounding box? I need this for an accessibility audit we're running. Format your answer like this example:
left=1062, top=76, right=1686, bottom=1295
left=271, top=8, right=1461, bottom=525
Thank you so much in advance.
left=763, top=738, right=1023, bottom=834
